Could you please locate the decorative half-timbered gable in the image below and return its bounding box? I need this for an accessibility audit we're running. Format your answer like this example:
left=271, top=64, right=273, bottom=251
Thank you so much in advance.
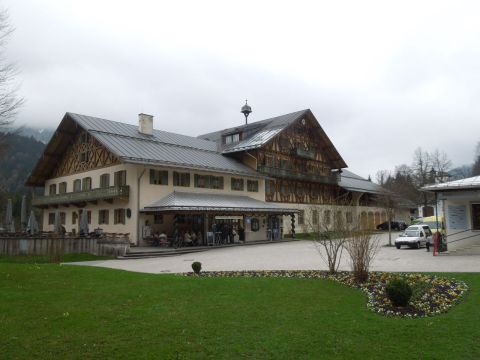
left=53, top=130, right=120, bottom=177
left=199, top=109, right=347, bottom=205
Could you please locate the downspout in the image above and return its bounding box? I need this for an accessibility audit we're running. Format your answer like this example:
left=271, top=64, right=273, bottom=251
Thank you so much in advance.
left=136, top=166, right=147, bottom=246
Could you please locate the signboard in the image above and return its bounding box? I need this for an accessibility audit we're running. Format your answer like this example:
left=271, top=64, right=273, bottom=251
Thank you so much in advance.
left=206, top=232, right=214, bottom=245
left=215, top=216, right=243, bottom=220
left=447, top=205, right=468, bottom=230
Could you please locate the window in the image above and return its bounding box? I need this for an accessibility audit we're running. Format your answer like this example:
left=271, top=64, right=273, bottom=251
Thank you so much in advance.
left=154, top=214, right=163, bottom=225
left=100, top=174, right=110, bottom=188
left=334, top=211, right=343, bottom=227
left=79, top=151, right=89, bottom=163
left=114, top=209, right=126, bottom=224
left=114, top=170, right=127, bottom=186
left=247, top=180, right=259, bottom=192
left=49, top=184, right=56, bottom=195
left=312, top=209, right=318, bottom=225
left=346, top=212, right=353, bottom=224
left=150, top=169, right=168, bottom=185
left=231, top=178, right=244, bottom=191
left=173, top=171, right=190, bottom=187
left=48, top=213, right=55, bottom=225
left=224, top=133, right=240, bottom=144
left=73, top=179, right=82, bottom=192
left=72, top=212, right=78, bottom=225
left=472, top=204, right=480, bottom=230
left=212, top=176, right=224, bottom=189
left=251, top=218, right=260, bottom=231
left=266, top=180, right=275, bottom=195
left=59, top=182, right=67, bottom=194
left=60, top=212, right=66, bottom=225
left=82, top=177, right=92, bottom=191
left=80, top=210, right=92, bottom=224
left=298, top=210, right=305, bottom=225
left=194, top=174, right=224, bottom=189
left=99, top=210, right=109, bottom=225
left=324, top=210, right=331, bottom=225
left=80, top=132, right=90, bottom=144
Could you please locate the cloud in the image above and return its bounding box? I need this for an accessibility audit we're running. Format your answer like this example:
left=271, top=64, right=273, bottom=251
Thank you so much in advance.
left=3, top=0, right=480, bottom=178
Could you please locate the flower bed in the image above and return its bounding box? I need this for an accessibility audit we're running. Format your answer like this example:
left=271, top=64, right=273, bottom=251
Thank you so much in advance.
left=185, top=270, right=468, bottom=318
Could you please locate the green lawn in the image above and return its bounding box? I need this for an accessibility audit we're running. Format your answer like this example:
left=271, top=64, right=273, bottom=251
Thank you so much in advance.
left=1, top=260, right=479, bottom=359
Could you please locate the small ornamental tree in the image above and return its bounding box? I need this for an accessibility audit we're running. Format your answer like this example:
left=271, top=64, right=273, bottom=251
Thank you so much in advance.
left=191, top=261, right=202, bottom=275
left=386, top=278, right=413, bottom=307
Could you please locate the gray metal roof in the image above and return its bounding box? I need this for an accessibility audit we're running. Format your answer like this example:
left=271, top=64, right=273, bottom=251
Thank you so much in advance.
left=198, top=109, right=347, bottom=169
left=68, top=113, right=260, bottom=178
left=142, top=191, right=299, bottom=213
left=422, top=176, right=480, bottom=191
left=198, top=109, right=308, bottom=153
left=339, top=169, right=385, bottom=194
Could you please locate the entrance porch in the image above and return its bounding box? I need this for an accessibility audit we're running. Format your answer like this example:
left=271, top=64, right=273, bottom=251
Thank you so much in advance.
left=139, top=191, right=297, bottom=247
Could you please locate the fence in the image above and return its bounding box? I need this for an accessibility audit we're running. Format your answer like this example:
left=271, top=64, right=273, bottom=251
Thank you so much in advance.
left=0, top=233, right=130, bottom=257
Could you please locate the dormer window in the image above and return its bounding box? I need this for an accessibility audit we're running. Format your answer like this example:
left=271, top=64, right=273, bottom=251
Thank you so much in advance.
left=224, top=133, right=240, bottom=145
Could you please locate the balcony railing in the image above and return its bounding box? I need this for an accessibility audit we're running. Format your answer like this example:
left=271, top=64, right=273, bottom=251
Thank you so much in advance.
left=258, top=166, right=339, bottom=184
left=32, top=186, right=130, bottom=207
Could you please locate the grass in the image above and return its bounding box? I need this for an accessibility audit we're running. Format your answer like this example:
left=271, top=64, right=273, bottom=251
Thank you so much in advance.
left=1, top=260, right=479, bottom=359
left=0, top=253, right=112, bottom=264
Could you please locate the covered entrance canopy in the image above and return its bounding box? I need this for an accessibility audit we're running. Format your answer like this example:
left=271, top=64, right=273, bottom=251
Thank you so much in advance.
left=140, top=191, right=298, bottom=245
left=141, top=191, right=298, bottom=214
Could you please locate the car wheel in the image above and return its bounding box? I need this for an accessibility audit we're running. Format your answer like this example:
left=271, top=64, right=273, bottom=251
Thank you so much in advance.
left=416, top=241, right=420, bottom=249
left=396, top=244, right=401, bottom=249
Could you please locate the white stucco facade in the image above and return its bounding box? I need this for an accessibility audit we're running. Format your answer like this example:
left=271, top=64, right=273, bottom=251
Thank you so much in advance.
left=41, top=163, right=267, bottom=245
left=438, top=191, right=480, bottom=251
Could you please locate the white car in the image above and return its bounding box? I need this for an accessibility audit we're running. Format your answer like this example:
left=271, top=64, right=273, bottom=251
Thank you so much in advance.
left=395, top=225, right=433, bottom=249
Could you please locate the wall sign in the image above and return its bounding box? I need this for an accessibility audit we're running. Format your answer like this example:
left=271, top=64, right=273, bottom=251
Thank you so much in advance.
left=447, top=205, right=468, bottom=230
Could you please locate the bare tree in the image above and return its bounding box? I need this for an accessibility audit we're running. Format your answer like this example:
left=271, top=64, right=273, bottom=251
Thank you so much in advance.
left=343, top=230, right=380, bottom=283
left=375, top=169, right=390, bottom=186
left=375, top=190, right=398, bottom=246
left=430, top=149, right=452, bottom=183
left=305, top=201, right=356, bottom=274
left=0, top=8, right=23, bottom=155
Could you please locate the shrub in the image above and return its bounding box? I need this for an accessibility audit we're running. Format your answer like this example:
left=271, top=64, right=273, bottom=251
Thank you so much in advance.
left=191, top=261, right=202, bottom=274
left=386, top=278, right=413, bottom=307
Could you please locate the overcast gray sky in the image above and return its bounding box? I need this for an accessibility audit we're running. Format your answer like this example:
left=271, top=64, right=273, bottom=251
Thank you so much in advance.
left=4, top=0, right=480, bottom=178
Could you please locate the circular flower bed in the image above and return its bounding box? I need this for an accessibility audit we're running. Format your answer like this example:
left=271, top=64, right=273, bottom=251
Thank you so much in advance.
left=185, top=270, right=468, bottom=318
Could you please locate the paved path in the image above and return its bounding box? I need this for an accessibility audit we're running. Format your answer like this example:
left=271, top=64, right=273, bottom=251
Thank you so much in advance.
left=67, top=233, right=480, bottom=274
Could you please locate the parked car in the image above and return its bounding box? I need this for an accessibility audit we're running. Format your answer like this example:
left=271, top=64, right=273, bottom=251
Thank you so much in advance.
left=395, top=225, right=433, bottom=249
left=415, top=215, right=445, bottom=235
left=376, top=221, right=408, bottom=231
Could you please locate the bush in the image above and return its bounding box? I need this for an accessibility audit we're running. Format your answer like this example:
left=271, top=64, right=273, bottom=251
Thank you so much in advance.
left=191, top=261, right=202, bottom=274
left=386, top=278, right=413, bottom=307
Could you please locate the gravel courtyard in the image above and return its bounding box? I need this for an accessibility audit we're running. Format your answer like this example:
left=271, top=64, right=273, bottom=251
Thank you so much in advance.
left=67, top=232, right=480, bottom=274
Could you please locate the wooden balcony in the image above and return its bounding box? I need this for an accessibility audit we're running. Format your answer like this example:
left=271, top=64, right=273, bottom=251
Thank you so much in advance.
left=258, top=166, right=339, bottom=184
left=32, top=186, right=130, bottom=207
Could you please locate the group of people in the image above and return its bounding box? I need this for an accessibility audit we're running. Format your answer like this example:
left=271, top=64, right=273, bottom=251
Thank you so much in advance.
left=142, top=219, right=245, bottom=247
left=211, top=222, right=243, bottom=244
left=180, top=230, right=203, bottom=246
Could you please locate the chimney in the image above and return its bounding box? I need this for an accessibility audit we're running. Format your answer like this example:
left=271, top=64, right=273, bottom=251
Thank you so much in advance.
left=138, top=113, right=153, bottom=135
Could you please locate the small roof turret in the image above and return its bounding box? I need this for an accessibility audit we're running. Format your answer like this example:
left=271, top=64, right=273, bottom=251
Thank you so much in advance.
left=241, top=100, right=252, bottom=124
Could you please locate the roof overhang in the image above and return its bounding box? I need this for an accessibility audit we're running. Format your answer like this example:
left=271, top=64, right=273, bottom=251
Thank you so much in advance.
left=141, top=191, right=299, bottom=214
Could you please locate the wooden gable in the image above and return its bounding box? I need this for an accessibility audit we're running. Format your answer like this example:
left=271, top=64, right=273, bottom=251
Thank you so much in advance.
left=26, top=113, right=121, bottom=186
left=53, top=129, right=120, bottom=177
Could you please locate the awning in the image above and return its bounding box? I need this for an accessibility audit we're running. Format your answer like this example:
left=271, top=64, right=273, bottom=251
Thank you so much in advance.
left=141, top=191, right=298, bottom=214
